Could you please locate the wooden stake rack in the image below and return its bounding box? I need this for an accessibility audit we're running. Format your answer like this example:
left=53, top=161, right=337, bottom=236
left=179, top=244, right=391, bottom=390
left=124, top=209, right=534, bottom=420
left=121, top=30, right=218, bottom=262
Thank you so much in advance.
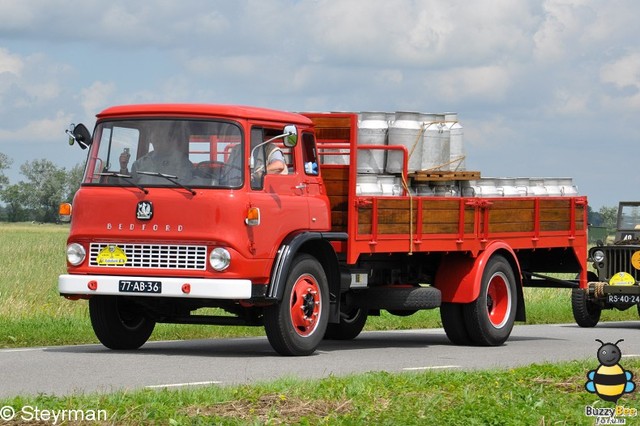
left=410, top=170, right=481, bottom=182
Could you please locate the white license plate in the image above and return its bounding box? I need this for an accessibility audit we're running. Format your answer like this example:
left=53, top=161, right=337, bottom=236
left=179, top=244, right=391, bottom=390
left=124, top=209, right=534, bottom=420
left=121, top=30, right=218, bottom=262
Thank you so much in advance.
left=118, top=280, right=162, bottom=294
left=606, top=294, right=640, bottom=304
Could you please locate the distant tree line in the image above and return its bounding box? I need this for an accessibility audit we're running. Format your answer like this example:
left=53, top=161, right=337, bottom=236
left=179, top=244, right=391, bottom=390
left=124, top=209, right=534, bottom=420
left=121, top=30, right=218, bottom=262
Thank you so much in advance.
left=0, top=150, right=623, bottom=227
left=0, top=152, right=84, bottom=223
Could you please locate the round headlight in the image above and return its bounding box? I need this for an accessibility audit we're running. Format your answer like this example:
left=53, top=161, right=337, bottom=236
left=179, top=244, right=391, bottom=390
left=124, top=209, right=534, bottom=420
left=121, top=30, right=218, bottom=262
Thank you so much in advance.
left=66, top=243, right=86, bottom=266
left=209, top=247, right=231, bottom=271
left=592, top=250, right=605, bottom=263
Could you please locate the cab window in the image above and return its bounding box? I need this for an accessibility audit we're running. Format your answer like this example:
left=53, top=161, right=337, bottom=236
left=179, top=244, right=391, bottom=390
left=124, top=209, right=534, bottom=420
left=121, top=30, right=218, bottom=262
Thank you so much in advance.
left=250, top=126, right=295, bottom=190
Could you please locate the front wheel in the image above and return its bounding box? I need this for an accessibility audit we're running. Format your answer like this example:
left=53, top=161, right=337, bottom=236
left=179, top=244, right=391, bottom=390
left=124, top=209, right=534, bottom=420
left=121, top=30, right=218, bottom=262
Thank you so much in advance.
left=463, top=255, right=517, bottom=346
left=571, top=288, right=601, bottom=327
left=264, top=254, right=329, bottom=356
left=89, top=296, right=155, bottom=350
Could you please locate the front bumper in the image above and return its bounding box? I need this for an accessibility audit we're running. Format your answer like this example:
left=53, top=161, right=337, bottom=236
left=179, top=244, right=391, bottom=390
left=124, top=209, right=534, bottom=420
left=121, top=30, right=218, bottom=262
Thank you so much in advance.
left=588, top=281, right=640, bottom=305
left=59, top=274, right=252, bottom=299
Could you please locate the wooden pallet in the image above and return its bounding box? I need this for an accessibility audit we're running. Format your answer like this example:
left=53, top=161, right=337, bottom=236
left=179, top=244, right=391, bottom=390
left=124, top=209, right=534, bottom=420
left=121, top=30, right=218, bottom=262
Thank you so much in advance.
left=410, top=170, right=481, bottom=182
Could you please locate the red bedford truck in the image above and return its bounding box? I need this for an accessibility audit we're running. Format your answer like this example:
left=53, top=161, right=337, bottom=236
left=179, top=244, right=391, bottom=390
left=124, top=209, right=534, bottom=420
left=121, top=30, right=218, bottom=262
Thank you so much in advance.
left=59, top=104, right=589, bottom=356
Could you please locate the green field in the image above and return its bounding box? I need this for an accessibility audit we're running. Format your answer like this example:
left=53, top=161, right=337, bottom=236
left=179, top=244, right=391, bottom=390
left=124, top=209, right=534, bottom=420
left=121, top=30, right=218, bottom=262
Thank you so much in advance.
left=0, top=222, right=637, bottom=348
left=0, top=223, right=638, bottom=425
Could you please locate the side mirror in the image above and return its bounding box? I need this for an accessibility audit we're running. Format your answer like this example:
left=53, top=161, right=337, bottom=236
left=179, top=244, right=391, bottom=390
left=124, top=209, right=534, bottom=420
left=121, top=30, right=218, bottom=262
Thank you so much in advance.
left=283, top=125, right=298, bottom=148
left=65, top=123, right=92, bottom=150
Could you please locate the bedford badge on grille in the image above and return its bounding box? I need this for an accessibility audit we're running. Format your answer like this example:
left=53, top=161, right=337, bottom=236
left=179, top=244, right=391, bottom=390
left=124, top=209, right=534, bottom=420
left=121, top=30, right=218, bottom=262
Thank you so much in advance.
left=136, top=201, right=153, bottom=220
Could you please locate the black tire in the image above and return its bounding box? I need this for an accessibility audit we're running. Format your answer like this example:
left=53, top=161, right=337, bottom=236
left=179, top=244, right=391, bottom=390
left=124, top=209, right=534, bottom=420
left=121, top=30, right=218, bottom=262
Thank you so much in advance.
left=264, top=254, right=329, bottom=356
left=324, top=307, right=368, bottom=340
left=440, top=302, right=473, bottom=345
left=89, top=296, right=155, bottom=350
left=363, top=286, right=441, bottom=311
left=463, top=255, right=517, bottom=346
left=571, top=288, right=601, bottom=327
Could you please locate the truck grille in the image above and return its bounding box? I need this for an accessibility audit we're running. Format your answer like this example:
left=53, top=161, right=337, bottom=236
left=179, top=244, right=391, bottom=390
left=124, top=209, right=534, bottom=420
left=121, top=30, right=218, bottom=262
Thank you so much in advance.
left=600, top=246, right=640, bottom=281
left=89, top=243, right=207, bottom=270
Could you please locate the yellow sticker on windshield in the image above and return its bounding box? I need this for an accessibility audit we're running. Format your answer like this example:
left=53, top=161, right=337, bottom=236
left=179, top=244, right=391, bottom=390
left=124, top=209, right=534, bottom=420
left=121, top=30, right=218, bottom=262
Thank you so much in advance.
left=631, top=251, right=640, bottom=270
left=96, top=245, right=127, bottom=266
left=609, top=272, right=635, bottom=286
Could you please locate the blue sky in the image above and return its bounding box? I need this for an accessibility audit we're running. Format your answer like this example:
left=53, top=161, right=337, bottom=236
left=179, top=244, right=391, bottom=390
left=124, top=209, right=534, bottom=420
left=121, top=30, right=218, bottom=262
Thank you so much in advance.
left=1, top=0, right=639, bottom=209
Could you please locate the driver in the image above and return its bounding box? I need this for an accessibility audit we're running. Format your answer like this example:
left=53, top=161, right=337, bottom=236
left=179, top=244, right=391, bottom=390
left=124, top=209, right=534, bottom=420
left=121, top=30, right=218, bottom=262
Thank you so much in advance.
left=254, top=143, right=288, bottom=176
left=119, top=136, right=194, bottom=184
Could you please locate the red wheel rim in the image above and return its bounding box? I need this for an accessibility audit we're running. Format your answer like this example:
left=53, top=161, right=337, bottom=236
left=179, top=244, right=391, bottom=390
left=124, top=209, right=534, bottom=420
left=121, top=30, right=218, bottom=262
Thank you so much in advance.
left=289, top=273, right=322, bottom=337
left=485, top=272, right=511, bottom=328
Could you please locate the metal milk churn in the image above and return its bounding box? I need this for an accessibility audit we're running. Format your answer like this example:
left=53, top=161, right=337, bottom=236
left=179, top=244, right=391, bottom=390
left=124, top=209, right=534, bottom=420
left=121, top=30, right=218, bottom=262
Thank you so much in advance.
left=445, top=113, right=465, bottom=171
left=386, top=111, right=423, bottom=173
left=357, top=112, right=388, bottom=174
left=421, top=113, right=449, bottom=172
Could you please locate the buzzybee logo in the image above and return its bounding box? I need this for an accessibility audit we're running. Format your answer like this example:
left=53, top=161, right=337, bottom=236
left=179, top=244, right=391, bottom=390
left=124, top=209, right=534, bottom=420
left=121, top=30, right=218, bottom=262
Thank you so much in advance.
left=585, top=339, right=635, bottom=403
left=136, top=201, right=153, bottom=220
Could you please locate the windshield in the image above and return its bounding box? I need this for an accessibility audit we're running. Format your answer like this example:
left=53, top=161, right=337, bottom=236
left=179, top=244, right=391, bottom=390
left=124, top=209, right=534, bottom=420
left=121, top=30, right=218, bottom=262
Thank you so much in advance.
left=83, top=119, right=244, bottom=189
left=618, top=203, right=640, bottom=230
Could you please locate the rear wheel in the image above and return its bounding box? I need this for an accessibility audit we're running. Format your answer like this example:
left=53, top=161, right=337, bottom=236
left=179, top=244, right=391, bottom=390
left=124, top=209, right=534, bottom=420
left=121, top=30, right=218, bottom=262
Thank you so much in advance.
left=440, top=302, right=473, bottom=345
left=463, top=255, right=517, bottom=346
left=324, top=306, right=368, bottom=340
left=264, top=254, right=329, bottom=355
left=571, top=288, right=601, bottom=327
left=89, top=296, right=155, bottom=350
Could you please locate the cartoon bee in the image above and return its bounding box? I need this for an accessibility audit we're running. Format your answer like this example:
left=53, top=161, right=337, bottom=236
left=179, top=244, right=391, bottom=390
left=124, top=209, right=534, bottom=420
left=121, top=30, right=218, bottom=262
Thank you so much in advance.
left=585, top=339, right=636, bottom=403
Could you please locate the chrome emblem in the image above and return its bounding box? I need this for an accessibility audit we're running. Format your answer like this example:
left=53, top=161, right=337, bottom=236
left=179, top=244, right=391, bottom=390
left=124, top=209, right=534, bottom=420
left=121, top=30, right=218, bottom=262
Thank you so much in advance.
left=136, top=201, right=153, bottom=220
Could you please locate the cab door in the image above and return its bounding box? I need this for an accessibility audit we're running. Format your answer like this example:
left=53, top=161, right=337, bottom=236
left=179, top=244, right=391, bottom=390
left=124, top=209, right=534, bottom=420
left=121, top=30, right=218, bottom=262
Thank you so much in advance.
left=246, top=126, right=310, bottom=260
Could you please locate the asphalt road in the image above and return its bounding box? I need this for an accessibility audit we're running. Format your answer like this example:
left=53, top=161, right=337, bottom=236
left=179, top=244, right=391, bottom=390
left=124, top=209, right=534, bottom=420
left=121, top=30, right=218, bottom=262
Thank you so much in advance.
left=0, top=321, right=638, bottom=398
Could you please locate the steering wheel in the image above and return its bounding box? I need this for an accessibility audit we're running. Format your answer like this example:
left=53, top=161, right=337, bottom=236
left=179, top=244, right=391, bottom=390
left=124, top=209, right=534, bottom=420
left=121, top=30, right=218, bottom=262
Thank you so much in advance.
left=195, top=161, right=227, bottom=178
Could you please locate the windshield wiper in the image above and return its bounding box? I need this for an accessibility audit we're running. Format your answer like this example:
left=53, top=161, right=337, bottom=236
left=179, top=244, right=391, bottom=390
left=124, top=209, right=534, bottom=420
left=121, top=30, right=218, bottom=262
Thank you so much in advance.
left=96, top=172, right=148, bottom=194
left=136, top=171, right=197, bottom=195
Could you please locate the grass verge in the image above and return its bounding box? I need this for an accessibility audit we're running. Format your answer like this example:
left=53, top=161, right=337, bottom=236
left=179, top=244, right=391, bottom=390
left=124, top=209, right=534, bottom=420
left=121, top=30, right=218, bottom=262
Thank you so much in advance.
left=0, top=359, right=638, bottom=425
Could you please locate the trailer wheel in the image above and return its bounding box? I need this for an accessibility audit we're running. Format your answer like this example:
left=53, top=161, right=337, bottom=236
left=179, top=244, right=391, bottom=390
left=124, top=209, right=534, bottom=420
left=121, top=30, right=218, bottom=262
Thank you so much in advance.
left=264, top=254, right=329, bottom=355
left=89, top=296, right=155, bottom=350
left=571, top=288, right=601, bottom=327
left=463, top=255, right=517, bottom=346
left=440, top=302, right=472, bottom=345
left=324, top=306, right=368, bottom=340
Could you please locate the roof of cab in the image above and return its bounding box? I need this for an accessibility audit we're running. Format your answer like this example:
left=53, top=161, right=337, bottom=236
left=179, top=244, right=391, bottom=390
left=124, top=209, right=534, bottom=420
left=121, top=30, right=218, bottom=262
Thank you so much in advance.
left=96, top=104, right=313, bottom=125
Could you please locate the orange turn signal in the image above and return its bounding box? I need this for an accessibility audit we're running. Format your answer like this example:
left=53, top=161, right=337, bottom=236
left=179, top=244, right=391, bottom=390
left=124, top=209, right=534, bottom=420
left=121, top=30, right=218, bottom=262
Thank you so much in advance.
left=245, top=207, right=260, bottom=226
left=59, top=203, right=72, bottom=222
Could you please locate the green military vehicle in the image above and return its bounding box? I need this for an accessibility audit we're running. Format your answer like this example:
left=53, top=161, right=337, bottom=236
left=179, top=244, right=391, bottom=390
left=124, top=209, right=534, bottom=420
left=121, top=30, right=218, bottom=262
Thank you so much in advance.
left=573, top=201, right=640, bottom=326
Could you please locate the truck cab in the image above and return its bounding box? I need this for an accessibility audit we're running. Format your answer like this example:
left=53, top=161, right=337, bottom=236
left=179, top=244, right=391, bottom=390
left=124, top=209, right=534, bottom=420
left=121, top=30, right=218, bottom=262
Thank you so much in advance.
left=60, top=104, right=338, bottom=355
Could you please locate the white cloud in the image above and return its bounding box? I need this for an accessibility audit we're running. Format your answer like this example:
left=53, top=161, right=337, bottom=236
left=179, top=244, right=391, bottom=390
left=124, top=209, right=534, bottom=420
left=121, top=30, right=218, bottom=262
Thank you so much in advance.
left=0, top=0, right=639, bottom=209
left=432, top=66, right=513, bottom=103
left=0, top=110, right=72, bottom=143
left=0, top=48, right=24, bottom=75
left=79, top=81, right=116, bottom=118
left=599, top=52, right=640, bottom=109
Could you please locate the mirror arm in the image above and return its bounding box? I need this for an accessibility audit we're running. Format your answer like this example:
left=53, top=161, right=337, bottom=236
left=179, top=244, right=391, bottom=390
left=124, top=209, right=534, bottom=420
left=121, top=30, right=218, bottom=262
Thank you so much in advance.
left=65, top=129, right=89, bottom=149
left=249, top=131, right=292, bottom=170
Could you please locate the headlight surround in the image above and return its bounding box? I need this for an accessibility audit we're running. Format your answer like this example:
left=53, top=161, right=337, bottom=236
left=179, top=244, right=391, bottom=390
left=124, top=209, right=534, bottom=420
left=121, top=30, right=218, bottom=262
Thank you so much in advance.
left=209, top=247, right=231, bottom=271
left=66, top=243, right=86, bottom=266
left=592, top=250, right=605, bottom=263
